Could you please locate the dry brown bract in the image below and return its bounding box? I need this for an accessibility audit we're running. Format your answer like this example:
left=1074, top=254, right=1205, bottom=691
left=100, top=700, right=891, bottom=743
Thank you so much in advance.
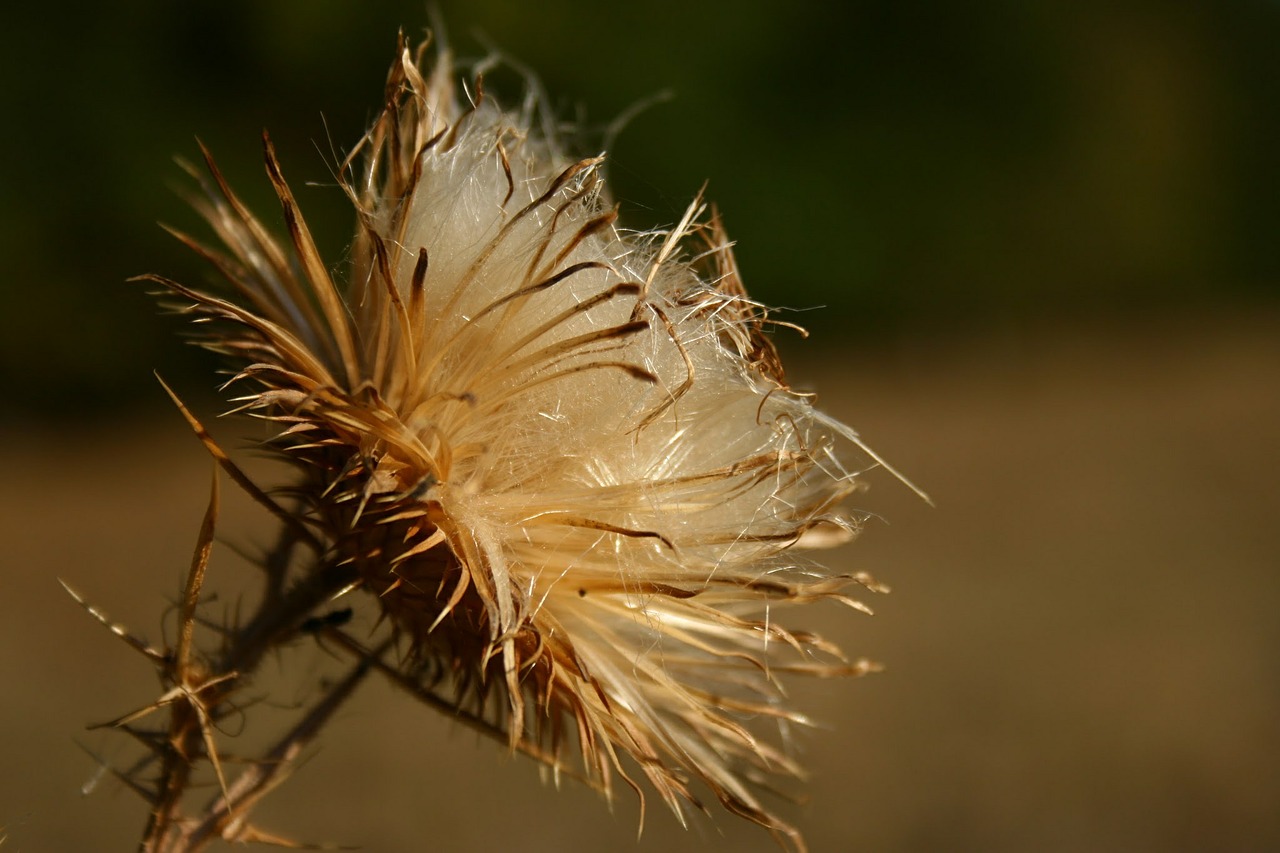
left=102, top=32, right=903, bottom=853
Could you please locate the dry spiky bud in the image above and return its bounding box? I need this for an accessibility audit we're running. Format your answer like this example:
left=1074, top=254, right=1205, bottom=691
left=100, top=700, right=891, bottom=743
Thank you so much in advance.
left=145, top=33, right=911, bottom=852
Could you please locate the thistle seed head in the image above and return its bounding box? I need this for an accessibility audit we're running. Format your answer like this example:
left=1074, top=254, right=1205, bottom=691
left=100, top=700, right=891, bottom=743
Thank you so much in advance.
left=150, top=33, right=892, bottom=852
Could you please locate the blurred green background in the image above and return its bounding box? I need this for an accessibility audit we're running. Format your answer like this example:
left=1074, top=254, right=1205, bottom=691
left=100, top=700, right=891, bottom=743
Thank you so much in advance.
left=2, top=2, right=1278, bottom=852
left=3, top=0, right=1278, bottom=417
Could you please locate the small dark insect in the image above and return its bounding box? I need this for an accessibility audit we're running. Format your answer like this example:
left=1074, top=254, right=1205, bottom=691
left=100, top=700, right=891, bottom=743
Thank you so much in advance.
left=300, top=608, right=354, bottom=634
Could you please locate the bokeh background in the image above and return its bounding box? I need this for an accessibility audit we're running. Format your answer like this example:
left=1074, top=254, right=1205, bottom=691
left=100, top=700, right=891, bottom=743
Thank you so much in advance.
left=2, top=1, right=1277, bottom=850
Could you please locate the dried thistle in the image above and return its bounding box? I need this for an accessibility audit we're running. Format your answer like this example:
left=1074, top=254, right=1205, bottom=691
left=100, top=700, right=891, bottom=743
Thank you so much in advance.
left=104, top=31, right=917, bottom=852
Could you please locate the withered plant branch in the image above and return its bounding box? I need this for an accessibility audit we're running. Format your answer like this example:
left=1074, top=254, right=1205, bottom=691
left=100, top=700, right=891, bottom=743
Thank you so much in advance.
left=219, top=558, right=357, bottom=676
left=181, top=647, right=381, bottom=851
left=135, top=547, right=358, bottom=853
left=68, top=401, right=363, bottom=852
left=139, top=466, right=224, bottom=852
left=176, top=470, right=218, bottom=686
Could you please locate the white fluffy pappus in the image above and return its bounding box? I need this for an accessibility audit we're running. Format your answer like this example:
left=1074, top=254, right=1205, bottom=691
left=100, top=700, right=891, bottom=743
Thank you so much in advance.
left=147, top=34, right=913, bottom=853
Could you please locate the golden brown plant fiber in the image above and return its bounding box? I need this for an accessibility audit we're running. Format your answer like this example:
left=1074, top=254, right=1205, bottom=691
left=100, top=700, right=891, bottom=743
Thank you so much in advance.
left=142, top=34, right=898, bottom=852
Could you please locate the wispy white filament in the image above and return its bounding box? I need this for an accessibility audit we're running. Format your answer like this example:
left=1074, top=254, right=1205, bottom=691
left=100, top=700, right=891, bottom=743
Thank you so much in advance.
left=153, top=36, right=897, bottom=853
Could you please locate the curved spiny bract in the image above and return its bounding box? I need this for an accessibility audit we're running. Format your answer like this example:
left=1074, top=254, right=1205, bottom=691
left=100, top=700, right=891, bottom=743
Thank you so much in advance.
left=150, top=33, right=885, bottom=852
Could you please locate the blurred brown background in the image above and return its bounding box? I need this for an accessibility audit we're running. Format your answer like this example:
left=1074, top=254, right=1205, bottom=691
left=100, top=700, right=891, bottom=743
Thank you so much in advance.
left=2, top=2, right=1277, bottom=850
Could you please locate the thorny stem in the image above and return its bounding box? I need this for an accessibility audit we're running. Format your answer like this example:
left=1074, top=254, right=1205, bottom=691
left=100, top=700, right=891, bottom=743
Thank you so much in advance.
left=222, top=555, right=358, bottom=677
left=158, top=547, right=357, bottom=851
left=133, top=520, right=358, bottom=852
left=181, top=646, right=383, bottom=850
left=138, top=467, right=221, bottom=852
left=69, top=446, right=362, bottom=853
left=141, top=701, right=198, bottom=852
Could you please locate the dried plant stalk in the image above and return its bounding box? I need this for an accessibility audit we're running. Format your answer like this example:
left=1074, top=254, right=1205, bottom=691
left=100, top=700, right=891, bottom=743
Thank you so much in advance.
left=76, top=30, right=915, bottom=853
